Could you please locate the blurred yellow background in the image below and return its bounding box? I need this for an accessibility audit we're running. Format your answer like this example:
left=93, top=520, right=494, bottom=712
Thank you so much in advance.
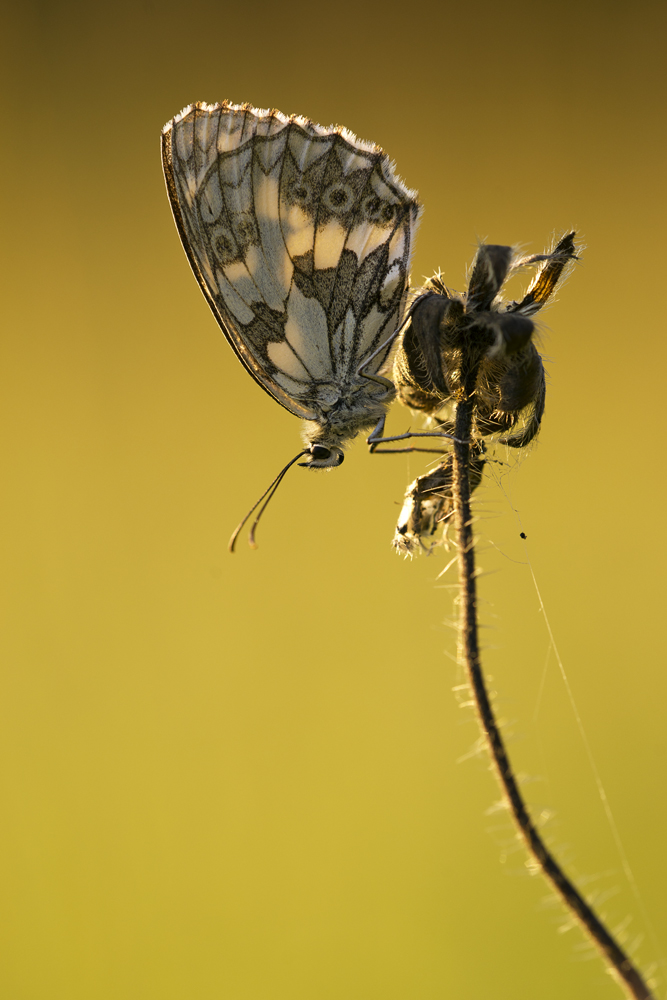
left=1, top=0, right=665, bottom=997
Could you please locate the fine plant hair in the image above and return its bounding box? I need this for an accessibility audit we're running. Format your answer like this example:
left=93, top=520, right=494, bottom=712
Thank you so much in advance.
left=375, top=237, right=656, bottom=1000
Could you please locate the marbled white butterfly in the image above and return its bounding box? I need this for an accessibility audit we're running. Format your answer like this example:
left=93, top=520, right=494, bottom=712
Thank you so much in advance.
left=162, top=102, right=421, bottom=536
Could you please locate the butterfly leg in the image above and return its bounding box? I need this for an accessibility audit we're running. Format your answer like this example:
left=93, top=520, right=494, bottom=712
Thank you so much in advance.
left=367, top=416, right=457, bottom=455
left=360, top=372, right=395, bottom=391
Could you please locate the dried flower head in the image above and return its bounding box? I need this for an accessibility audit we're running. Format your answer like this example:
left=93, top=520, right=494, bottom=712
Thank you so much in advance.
left=387, top=232, right=578, bottom=553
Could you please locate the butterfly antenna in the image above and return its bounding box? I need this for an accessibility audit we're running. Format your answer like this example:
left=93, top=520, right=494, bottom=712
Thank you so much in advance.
left=228, top=450, right=308, bottom=553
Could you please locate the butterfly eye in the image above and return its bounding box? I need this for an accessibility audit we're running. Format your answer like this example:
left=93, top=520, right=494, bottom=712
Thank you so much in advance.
left=300, top=445, right=345, bottom=468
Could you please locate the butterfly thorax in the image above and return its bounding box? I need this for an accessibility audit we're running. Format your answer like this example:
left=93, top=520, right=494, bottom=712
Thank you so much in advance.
left=302, top=384, right=394, bottom=450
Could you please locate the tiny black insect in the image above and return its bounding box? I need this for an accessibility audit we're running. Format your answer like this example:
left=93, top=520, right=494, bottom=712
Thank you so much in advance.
left=520, top=532, right=527, bottom=539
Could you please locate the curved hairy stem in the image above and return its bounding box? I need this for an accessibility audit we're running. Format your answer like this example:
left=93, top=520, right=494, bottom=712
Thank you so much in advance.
left=451, top=381, right=654, bottom=1000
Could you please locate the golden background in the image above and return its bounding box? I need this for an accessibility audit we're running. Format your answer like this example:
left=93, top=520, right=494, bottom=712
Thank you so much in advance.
left=1, top=0, right=665, bottom=996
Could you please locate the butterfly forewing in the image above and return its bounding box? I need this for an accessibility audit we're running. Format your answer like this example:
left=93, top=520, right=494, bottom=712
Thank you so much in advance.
left=162, top=101, right=421, bottom=428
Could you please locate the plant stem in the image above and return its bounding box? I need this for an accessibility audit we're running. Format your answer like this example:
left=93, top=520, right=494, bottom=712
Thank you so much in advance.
left=450, top=387, right=655, bottom=1000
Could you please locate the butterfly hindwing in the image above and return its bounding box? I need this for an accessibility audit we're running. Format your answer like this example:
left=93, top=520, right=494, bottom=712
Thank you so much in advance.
left=162, top=102, right=421, bottom=421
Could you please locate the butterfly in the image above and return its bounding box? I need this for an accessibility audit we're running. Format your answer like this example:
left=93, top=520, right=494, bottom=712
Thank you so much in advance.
left=162, top=101, right=421, bottom=492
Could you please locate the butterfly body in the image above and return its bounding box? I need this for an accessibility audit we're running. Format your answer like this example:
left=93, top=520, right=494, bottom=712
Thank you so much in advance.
left=161, top=101, right=421, bottom=468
